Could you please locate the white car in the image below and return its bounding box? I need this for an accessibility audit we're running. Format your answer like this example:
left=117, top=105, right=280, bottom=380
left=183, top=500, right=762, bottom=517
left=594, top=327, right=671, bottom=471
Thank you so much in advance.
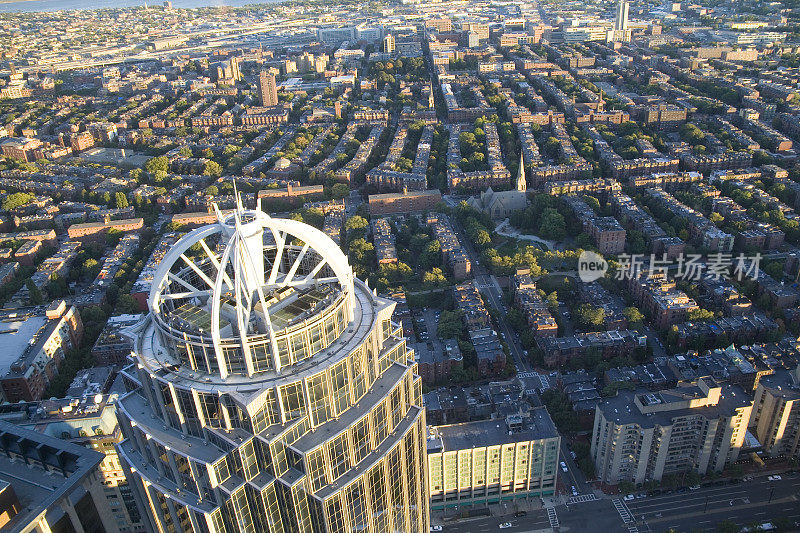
left=499, top=523, right=512, bottom=530
left=768, top=475, right=782, bottom=481
left=623, top=494, right=635, bottom=502
left=430, top=527, right=443, bottom=532
left=571, top=486, right=579, bottom=496
left=560, top=461, right=568, bottom=472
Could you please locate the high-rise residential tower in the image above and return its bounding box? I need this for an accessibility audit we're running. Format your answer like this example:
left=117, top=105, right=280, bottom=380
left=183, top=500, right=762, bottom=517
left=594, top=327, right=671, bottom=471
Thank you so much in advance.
left=259, top=71, right=278, bottom=107
left=615, top=0, right=629, bottom=32
left=115, top=201, right=429, bottom=533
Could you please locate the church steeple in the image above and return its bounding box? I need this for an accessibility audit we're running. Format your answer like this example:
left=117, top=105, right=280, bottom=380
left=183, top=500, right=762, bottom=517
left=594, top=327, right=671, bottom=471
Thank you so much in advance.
left=516, top=152, right=526, bottom=192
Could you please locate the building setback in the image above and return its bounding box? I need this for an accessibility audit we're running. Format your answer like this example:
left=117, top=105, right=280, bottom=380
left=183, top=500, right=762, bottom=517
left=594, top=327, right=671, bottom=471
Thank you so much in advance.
left=115, top=206, right=429, bottom=533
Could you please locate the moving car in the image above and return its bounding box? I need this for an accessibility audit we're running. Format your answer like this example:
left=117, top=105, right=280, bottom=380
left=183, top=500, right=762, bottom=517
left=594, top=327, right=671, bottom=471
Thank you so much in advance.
left=514, top=511, right=527, bottom=517
left=560, top=461, right=568, bottom=472
left=768, top=475, right=782, bottom=481
left=430, top=527, right=443, bottom=532
left=571, top=486, right=579, bottom=496
left=499, top=523, right=512, bottom=529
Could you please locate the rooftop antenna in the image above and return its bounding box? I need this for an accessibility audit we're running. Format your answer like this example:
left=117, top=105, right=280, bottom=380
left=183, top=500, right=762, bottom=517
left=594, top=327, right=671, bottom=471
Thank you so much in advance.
left=232, top=178, right=245, bottom=217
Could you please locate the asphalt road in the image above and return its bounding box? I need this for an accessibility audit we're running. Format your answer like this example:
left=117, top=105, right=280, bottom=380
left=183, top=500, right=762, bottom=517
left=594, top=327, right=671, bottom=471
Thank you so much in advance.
left=437, top=474, right=800, bottom=533
left=627, top=473, right=800, bottom=532
left=450, top=219, right=532, bottom=374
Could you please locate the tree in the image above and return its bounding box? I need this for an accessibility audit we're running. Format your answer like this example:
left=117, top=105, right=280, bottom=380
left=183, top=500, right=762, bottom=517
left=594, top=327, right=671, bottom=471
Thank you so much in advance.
left=2, top=192, right=33, bottom=211
left=178, top=146, right=192, bottom=157
left=623, top=306, right=644, bottom=325
left=437, top=310, right=464, bottom=339
left=114, top=191, right=129, bottom=209
left=348, top=238, right=374, bottom=264
left=688, top=308, right=715, bottom=321
left=574, top=303, right=605, bottom=329
left=330, top=183, right=349, bottom=200
left=144, top=155, right=169, bottom=175
left=26, top=279, right=43, bottom=305
left=116, top=294, right=141, bottom=314
left=204, top=185, right=219, bottom=196
left=422, top=268, right=447, bottom=287
left=538, top=208, right=566, bottom=240
left=344, top=215, right=369, bottom=243
left=203, top=160, right=223, bottom=177
left=83, top=258, right=100, bottom=279
left=717, top=520, right=739, bottom=533
left=106, top=228, right=123, bottom=247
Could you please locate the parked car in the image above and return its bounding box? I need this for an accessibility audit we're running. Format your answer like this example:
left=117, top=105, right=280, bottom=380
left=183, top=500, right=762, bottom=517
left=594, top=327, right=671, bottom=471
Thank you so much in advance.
left=623, top=494, right=635, bottom=502
left=514, top=511, right=527, bottom=518
left=571, top=486, right=579, bottom=496
left=430, top=527, right=443, bottom=532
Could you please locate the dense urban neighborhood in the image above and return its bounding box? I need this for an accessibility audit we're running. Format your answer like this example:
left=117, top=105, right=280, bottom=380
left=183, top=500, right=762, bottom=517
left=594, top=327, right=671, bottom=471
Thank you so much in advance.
left=1, top=0, right=800, bottom=531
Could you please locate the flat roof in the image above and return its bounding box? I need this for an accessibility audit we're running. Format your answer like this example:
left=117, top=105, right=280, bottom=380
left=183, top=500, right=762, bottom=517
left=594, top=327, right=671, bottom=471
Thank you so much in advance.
left=0, top=315, right=47, bottom=376
left=0, top=420, right=103, bottom=533
left=369, top=190, right=442, bottom=201
left=434, top=406, right=559, bottom=451
left=599, top=381, right=751, bottom=427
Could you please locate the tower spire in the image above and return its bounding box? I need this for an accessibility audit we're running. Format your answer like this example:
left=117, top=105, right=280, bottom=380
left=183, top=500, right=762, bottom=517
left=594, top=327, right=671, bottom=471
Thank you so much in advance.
left=516, top=152, right=526, bottom=192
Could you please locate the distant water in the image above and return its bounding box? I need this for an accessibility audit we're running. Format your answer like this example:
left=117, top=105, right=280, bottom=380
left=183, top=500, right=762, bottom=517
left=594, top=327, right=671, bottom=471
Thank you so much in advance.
left=0, top=0, right=278, bottom=13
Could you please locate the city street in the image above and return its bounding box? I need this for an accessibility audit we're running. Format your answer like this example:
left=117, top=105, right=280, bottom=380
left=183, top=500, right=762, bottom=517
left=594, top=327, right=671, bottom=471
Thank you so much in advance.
left=451, top=218, right=533, bottom=374
left=438, top=475, right=800, bottom=532
left=627, top=474, right=800, bottom=532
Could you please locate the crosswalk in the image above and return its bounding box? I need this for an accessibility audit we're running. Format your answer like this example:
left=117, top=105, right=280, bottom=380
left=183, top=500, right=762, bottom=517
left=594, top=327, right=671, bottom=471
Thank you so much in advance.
left=546, top=506, right=559, bottom=529
left=567, top=494, right=598, bottom=504
left=612, top=498, right=635, bottom=524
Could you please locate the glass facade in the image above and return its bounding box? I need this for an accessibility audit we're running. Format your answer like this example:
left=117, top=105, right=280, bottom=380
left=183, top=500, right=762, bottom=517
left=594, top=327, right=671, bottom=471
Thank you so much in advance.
left=426, top=412, right=560, bottom=509
left=116, top=211, right=429, bottom=533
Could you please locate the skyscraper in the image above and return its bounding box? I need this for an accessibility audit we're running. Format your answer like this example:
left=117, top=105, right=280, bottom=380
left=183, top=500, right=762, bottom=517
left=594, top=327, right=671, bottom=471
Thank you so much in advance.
left=615, top=0, right=629, bottom=32
left=115, top=201, right=429, bottom=533
left=382, top=34, right=395, bottom=54
left=259, top=70, right=278, bottom=107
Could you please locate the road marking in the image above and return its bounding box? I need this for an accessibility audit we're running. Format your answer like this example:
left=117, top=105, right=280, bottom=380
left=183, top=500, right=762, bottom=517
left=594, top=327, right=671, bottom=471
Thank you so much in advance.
left=546, top=507, right=559, bottom=529
left=613, top=498, right=635, bottom=524
left=567, top=494, right=598, bottom=504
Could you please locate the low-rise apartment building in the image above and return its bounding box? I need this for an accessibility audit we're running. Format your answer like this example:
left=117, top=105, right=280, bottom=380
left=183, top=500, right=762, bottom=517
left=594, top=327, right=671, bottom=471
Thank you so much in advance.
left=427, top=407, right=560, bottom=508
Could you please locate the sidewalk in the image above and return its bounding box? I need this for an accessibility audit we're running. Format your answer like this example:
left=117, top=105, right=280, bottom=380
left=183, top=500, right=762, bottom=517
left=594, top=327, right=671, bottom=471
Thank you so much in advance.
left=430, top=496, right=546, bottom=525
left=495, top=219, right=557, bottom=251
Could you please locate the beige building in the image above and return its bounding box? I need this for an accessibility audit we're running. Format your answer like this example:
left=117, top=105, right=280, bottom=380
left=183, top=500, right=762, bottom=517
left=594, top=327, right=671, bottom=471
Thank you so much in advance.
left=427, top=407, right=560, bottom=509
left=0, top=394, right=145, bottom=532
left=750, top=367, right=800, bottom=459
left=591, top=377, right=752, bottom=485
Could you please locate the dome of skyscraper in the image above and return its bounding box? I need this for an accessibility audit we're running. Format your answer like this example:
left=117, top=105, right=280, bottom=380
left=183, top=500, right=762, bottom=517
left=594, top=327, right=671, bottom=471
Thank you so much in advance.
left=115, top=200, right=429, bottom=533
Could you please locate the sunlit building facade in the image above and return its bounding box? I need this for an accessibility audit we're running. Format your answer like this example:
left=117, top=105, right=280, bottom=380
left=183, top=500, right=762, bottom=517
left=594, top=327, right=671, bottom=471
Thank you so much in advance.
left=115, top=201, right=428, bottom=533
